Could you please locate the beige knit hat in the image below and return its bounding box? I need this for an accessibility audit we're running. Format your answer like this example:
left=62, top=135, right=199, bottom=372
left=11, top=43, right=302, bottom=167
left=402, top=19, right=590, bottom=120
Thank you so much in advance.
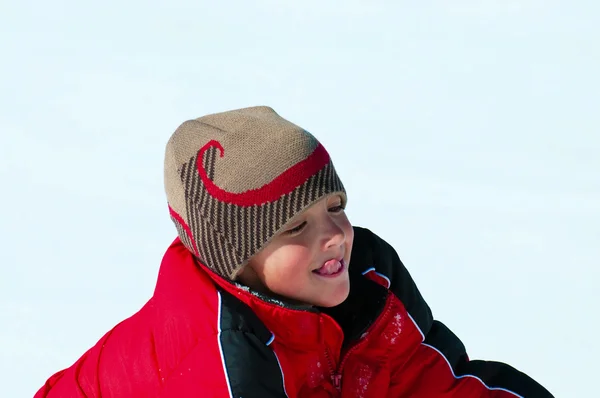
left=164, top=106, right=346, bottom=279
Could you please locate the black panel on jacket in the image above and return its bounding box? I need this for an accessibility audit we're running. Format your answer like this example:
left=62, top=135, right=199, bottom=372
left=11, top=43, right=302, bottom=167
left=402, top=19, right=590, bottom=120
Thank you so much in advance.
left=349, top=226, right=433, bottom=334
left=320, top=267, right=389, bottom=346
left=218, top=289, right=287, bottom=398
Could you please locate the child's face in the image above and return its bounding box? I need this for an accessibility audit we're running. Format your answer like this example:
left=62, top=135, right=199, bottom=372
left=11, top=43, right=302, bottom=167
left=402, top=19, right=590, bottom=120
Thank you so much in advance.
left=238, top=194, right=353, bottom=307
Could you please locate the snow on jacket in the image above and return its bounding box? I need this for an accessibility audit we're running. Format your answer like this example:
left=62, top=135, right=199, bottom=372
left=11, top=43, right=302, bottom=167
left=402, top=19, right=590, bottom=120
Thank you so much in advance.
left=34, top=226, right=553, bottom=397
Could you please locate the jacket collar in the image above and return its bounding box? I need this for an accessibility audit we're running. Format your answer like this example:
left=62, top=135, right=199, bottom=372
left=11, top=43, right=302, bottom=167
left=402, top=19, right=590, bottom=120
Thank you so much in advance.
left=155, top=238, right=345, bottom=353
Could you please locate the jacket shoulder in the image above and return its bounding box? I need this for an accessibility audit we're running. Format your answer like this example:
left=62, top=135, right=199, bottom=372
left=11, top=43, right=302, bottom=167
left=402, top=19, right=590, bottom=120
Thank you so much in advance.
left=351, top=226, right=433, bottom=334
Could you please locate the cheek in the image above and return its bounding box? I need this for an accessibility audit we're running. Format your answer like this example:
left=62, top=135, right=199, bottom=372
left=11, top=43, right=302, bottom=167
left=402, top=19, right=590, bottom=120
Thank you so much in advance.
left=264, top=246, right=312, bottom=281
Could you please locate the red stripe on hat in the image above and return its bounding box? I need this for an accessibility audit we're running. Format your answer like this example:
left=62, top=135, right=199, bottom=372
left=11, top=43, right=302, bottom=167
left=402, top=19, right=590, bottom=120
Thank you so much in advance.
left=196, top=140, right=330, bottom=207
left=168, top=205, right=200, bottom=256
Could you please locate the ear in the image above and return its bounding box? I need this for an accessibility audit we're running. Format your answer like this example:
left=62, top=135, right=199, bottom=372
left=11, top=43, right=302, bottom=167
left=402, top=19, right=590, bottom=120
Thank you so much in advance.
left=234, top=262, right=262, bottom=290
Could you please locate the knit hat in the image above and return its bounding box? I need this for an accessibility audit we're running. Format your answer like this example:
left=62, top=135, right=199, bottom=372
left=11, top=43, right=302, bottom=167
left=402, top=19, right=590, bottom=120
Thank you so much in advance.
left=164, top=106, right=346, bottom=279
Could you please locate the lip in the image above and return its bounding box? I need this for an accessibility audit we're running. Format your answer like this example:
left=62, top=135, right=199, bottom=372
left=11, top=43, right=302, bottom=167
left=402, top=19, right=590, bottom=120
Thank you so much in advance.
left=312, top=256, right=344, bottom=271
left=312, top=258, right=346, bottom=278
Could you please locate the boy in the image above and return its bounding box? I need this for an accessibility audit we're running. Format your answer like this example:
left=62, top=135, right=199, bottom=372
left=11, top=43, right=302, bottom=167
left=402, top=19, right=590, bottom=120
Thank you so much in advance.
left=35, top=106, right=553, bottom=397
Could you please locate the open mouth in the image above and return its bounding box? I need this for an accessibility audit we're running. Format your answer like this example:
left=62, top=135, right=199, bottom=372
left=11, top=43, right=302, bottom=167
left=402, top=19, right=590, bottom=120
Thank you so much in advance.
left=312, top=258, right=346, bottom=277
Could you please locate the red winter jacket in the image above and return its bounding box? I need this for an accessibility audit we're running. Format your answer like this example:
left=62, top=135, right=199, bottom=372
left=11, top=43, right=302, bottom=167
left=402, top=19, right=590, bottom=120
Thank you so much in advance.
left=35, top=227, right=553, bottom=397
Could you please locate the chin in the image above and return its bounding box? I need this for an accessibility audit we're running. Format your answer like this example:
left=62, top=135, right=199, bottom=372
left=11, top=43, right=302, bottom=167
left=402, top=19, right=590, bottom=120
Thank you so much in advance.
left=313, top=280, right=351, bottom=308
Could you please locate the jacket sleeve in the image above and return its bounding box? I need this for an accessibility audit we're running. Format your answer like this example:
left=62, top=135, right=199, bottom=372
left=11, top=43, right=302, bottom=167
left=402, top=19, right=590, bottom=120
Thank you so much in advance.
left=352, top=226, right=554, bottom=398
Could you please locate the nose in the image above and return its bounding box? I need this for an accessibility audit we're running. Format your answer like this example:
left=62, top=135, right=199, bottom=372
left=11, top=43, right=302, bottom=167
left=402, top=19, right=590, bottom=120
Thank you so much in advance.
left=322, top=218, right=346, bottom=250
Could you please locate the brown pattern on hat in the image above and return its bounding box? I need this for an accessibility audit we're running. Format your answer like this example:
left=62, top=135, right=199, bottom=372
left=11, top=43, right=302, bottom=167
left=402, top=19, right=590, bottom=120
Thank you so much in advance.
left=165, top=106, right=346, bottom=279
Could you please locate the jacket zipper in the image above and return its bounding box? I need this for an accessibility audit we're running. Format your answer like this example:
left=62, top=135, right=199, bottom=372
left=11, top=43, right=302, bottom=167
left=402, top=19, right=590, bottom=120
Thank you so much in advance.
left=324, top=348, right=341, bottom=391
left=326, top=295, right=395, bottom=392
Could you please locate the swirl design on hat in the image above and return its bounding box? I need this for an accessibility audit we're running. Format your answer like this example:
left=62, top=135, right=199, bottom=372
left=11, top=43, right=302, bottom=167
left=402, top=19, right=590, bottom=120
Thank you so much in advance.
left=196, top=139, right=331, bottom=207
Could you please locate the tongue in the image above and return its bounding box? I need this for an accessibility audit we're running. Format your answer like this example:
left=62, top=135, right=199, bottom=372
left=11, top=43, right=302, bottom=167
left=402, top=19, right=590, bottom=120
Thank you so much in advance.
left=315, top=259, right=341, bottom=275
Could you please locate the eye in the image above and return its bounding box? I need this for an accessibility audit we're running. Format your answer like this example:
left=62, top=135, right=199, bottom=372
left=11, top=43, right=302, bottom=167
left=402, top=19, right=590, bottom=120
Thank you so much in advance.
left=328, top=205, right=345, bottom=213
left=285, top=221, right=306, bottom=234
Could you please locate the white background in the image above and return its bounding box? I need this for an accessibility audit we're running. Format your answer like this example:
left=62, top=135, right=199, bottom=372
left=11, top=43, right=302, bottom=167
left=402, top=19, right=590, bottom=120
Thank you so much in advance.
left=2, top=1, right=598, bottom=396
